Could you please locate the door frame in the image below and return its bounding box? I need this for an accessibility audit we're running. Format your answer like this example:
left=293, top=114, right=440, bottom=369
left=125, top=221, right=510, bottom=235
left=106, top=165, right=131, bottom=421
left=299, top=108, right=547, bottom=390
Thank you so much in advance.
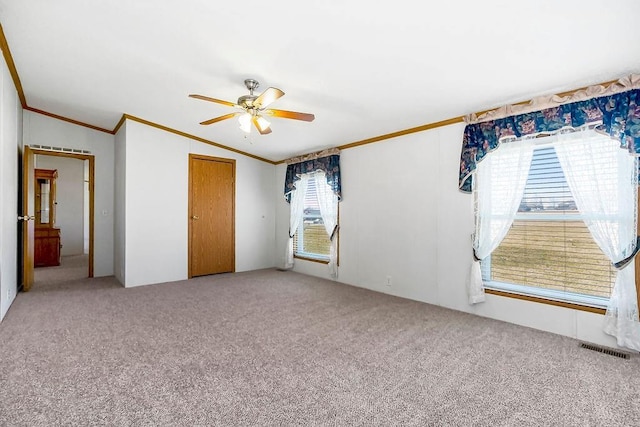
left=188, top=154, right=236, bottom=278
left=23, top=148, right=95, bottom=282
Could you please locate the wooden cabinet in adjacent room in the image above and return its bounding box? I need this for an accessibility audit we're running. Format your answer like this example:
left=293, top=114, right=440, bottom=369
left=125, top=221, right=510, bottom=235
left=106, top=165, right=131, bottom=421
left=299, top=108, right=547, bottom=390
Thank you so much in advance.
left=34, top=168, right=61, bottom=267
left=34, top=227, right=61, bottom=267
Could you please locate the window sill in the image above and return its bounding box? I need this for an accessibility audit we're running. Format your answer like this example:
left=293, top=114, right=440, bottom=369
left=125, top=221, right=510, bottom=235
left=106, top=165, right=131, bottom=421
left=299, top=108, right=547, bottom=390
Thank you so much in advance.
left=484, top=282, right=607, bottom=315
left=294, top=254, right=329, bottom=265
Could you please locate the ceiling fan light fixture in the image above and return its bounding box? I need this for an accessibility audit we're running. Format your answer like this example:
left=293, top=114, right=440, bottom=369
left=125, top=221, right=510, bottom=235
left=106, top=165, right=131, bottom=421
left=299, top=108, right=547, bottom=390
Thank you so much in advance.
left=238, top=112, right=252, bottom=133
left=255, top=116, right=271, bottom=132
left=190, top=78, right=314, bottom=134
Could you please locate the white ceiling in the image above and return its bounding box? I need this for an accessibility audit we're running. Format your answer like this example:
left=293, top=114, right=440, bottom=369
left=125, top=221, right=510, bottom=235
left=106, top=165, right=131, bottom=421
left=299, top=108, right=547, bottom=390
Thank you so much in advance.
left=1, top=0, right=639, bottom=162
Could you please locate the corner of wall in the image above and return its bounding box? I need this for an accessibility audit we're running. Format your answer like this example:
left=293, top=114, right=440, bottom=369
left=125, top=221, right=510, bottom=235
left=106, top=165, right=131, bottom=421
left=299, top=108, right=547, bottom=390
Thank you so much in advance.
left=113, top=120, right=126, bottom=285
left=274, top=163, right=289, bottom=270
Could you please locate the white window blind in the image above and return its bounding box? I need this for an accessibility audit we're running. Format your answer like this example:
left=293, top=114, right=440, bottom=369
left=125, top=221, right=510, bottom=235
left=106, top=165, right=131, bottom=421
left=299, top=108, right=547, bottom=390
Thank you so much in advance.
left=482, top=143, right=617, bottom=305
left=293, top=177, right=331, bottom=260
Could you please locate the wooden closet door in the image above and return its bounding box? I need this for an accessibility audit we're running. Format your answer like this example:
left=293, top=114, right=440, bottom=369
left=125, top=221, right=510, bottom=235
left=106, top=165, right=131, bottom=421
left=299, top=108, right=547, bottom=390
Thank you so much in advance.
left=189, top=155, right=235, bottom=277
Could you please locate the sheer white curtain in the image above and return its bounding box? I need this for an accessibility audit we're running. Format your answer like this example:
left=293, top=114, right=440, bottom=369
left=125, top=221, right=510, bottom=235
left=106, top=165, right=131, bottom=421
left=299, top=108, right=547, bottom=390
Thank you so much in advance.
left=555, top=130, right=640, bottom=351
left=314, top=171, right=339, bottom=278
left=285, top=176, right=310, bottom=269
left=469, top=141, right=534, bottom=304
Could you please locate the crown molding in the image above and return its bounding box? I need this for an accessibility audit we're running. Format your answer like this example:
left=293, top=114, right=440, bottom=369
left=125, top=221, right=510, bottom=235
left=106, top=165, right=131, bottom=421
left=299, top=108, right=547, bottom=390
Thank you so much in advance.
left=113, top=114, right=127, bottom=134
left=337, top=116, right=465, bottom=152
left=0, top=24, right=26, bottom=108
left=121, top=114, right=277, bottom=165
left=2, top=22, right=635, bottom=167
left=25, top=106, right=114, bottom=134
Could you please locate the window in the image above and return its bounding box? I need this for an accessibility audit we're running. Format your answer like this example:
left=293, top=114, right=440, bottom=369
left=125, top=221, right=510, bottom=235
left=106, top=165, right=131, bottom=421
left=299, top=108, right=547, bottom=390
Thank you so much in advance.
left=293, top=177, right=332, bottom=262
left=285, top=164, right=340, bottom=277
left=479, top=133, right=636, bottom=309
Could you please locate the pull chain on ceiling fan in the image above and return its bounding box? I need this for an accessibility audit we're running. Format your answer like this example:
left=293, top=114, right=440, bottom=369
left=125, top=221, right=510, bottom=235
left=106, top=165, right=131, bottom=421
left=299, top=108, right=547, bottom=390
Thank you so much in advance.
left=189, top=79, right=315, bottom=135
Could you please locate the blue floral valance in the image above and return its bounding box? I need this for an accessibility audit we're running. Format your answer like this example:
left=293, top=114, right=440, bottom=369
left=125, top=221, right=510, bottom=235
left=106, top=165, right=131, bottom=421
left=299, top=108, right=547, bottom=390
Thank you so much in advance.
left=459, top=88, right=640, bottom=193
left=284, top=154, right=341, bottom=203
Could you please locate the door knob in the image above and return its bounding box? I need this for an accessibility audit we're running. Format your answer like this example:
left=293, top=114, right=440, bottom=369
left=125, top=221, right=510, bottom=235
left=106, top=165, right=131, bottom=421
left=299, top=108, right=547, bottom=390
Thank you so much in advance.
left=18, top=215, right=34, bottom=221
left=191, top=215, right=199, bottom=220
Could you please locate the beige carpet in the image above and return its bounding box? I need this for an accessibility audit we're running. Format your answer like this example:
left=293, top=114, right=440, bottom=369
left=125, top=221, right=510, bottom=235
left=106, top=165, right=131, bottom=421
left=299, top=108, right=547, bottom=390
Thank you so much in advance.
left=34, top=254, right=89, bottom=284
left=1, top=269, right=639, bottom=426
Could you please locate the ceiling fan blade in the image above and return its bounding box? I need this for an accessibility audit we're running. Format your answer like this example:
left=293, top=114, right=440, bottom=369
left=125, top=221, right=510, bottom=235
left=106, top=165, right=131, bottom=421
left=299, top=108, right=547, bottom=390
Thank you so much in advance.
left=254, top=87, right=285, bottom=109
left=265, top=109, right=315, bottom=122
left=200, top=112, right=240, bottom=125
left=189, top=94, right=237, bottom=107
left=252, top=116, right=272, bottom=135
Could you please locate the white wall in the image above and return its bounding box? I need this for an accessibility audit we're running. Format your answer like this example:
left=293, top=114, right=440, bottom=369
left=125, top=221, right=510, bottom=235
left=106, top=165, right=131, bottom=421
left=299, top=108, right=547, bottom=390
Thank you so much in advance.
left=23, top=111, right=115, bottom=277
left=116, top=119, right=275, bottom=287
left=35, top=155, right=85, bottom=255
left=276, top=123, right=621, bottom=349
left=0, top=50, right=23, bottom=320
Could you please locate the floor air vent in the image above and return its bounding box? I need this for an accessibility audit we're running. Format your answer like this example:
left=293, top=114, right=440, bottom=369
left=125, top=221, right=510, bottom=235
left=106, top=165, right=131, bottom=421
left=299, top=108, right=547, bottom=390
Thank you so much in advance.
left=580, top=343, right=630, bottom=359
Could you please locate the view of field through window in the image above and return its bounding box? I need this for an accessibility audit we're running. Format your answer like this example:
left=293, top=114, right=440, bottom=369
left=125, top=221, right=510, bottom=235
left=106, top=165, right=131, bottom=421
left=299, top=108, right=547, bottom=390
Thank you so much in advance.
left=484, top=145, right=616, bottom=299
left=295, top=224, right=330, bottom=257
left=490, top=220, right=615, bottom=297
left=294, top=178, right=331, bottom=259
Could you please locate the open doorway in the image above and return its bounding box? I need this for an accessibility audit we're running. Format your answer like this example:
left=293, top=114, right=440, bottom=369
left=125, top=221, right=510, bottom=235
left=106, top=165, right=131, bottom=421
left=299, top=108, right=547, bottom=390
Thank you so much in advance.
left=23, top=148, right=94, bottom=289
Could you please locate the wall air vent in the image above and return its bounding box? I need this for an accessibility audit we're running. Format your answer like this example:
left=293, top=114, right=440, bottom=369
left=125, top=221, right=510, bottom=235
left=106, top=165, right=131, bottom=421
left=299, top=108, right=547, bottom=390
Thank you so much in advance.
left=30, top=144, right=91, bottom=154
left=580, top=342, right=630, bottom=359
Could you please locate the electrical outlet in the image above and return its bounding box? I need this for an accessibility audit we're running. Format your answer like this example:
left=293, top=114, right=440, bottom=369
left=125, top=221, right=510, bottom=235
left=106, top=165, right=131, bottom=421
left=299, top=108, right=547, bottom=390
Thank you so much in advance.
left=386, top=275, right=392, bottom=287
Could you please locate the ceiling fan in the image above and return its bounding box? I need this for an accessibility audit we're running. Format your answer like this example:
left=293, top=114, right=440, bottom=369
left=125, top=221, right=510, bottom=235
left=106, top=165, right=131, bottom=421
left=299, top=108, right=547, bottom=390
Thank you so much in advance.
left=189, top=79, right=315, bottom=135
